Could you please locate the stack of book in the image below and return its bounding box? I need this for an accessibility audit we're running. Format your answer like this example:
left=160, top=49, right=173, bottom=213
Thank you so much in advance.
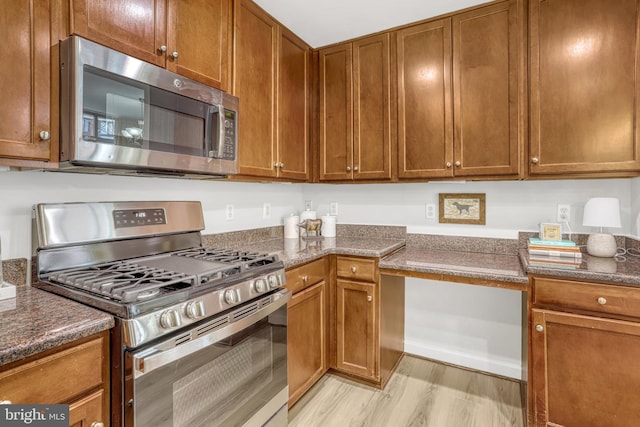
left=527, top=238, right=582, bottom=269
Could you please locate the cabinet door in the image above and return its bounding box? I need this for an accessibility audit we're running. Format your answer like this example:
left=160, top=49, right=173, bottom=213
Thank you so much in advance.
left=352, top=34, right=392, bottom=180
left=70, top=0, right=166, bottom=67
left=529, top=0, right=640, bottom=175
left=288, top=281, right=327, bottom=407
left=277, top=26, right=310, bottom=181
left=319, top=43, right=353, bottom=181
left=0, top=0, right=55, bottom=164
left=532, top=309, right=640, bottom=426
left=396, top=19, right=453, bottom=179
left=68, top=389, right=104, bottom=427
left=452, top=0, right=522, bottom=177
left=166, top=0, right=231, bottom=91
left=336, top=279, right=377, bottom=379
left=233, top=0, right=278, bottom=177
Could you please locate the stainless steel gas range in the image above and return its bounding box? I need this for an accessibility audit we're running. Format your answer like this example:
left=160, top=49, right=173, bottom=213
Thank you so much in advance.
left=33, top=201, right=290, bottom=427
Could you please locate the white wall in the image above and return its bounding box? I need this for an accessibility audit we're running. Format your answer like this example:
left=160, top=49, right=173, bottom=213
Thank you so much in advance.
left=0, top=170, right=304, bottom=259
left=0, top=172, right=633, bottom=379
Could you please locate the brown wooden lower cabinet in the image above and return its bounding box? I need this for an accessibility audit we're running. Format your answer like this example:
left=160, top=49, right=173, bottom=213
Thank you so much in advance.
left=530, top=276, right=640, bottom=427
left=333, top=256, right=404, bottom=387
left=0, top=331, right=110, bottom=426
left=286, top=258, right=329, bottom=407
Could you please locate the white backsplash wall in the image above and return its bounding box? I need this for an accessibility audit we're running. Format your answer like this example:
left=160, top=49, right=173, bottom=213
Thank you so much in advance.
left=0, top=170, right=304, bottom=260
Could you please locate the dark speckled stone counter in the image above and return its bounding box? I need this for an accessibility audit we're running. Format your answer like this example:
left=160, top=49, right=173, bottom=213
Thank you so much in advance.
left=204, top=236, right=406, bottom=268
left=379, top=247, right=528, bottom=288
left=0, top=286, right=114, bottom=366
left=519, top=249, right=640, bottom=286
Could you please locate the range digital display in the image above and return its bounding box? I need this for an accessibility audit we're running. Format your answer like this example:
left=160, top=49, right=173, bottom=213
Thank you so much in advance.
left=113, top=208, right=166, bottom=228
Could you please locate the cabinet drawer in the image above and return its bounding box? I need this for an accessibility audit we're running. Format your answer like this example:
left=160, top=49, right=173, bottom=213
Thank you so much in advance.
left=0, top=336, right=104, bottom=404
left=69, top=389, right=104, bottom=427
left=286, top=258, right=326, bottom=294
left=533, top=277, right=640, bottom=318
left=336, top=256, right=377, bottom=282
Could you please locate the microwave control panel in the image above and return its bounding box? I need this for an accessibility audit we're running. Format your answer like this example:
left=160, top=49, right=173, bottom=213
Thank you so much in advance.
left=217, top=109, right=236, bottom=160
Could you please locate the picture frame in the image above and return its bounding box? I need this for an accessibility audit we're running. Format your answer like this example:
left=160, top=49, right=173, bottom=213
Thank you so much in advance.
left=439, top=193, right=486, bottom=225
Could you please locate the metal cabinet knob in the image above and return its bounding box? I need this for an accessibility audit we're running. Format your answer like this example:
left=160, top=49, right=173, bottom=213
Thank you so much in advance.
left=302, top=275, right=309, bottom=282
left=91, top=422, right=104, bottom=427
left=279, top=162, right=284, bottom=168
left=39, top=130, right=50, bottom=141
left=597, top=297, right=607, bottom=305
left=454, top=161, right=461, bottom=167
left=346, top=166, right=351, bottom=172
left=446, top=162, right=452, bottom=168
left=535, top=324, right=544, bottom=332
left=171, top=51, right=179, bottom=59
left=531, top=157, right=539, bottom=164
left=367, top=295, right=372, bottom=302
left=354, top=166, right=359, bottom=172
left=158, top=45, right=167, bottom=53
left=351, top=266, right=357, bottom=273
left=0, top=400, right=12, bottom=404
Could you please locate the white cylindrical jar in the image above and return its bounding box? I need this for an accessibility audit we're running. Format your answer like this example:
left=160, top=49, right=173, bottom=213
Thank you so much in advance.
left=284, top=214, right=300, bottom=239
left=321, top=215, right=336, bottom=237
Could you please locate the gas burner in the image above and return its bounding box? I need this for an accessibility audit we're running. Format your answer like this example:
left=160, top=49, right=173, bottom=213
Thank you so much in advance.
left=47, top=261, right=195, bottom=303
left=174, top=248, right=279, bottom=271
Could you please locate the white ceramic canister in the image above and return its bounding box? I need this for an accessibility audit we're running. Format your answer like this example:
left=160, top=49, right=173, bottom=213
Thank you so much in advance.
left=321, top=215, right=336, bottom=237
left=284, top=214, right=300, bottom=238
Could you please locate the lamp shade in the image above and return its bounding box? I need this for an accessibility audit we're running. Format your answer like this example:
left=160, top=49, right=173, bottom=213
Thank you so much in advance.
left=582, top=197, right=621, bottom=228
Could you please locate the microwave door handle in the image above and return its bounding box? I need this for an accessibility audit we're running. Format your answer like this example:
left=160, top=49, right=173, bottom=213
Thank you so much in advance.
left=133, top=290, right=290, bottom=378
left=211, top=104, right=225, bottom=157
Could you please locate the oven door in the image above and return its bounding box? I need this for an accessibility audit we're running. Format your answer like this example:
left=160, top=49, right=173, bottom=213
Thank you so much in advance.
left=125, top=290, right=290, bottom=427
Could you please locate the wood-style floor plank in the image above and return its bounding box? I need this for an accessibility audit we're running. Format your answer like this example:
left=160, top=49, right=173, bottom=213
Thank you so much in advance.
left=288, top=355, right=524, bottom=427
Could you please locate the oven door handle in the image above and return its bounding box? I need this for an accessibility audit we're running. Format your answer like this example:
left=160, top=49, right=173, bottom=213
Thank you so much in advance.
left=133, top=289, right=290, bottom=378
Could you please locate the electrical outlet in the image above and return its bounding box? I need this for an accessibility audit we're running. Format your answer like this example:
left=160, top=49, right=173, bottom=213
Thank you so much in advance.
left=426, top=203, right=436, bottom=220
left=330, top=202, right=339, bottom=216
left=225, top=204, right=234, bottom=221
left=557, top=204, right=570, bottom=222
left=304, top=200, right=313, bottom=211
left=262, top=203, right=271, bottom=219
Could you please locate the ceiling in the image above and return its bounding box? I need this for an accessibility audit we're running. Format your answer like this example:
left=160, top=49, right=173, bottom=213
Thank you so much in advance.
left=252, top=0, right=492, bottom=48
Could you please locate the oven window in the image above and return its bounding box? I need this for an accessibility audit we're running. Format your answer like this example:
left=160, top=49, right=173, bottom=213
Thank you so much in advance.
left=82, top=66, right=207, bottom=156
left=131, top=310, right=287, bottom=427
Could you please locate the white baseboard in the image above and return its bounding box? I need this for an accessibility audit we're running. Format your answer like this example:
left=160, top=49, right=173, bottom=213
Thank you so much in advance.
left=404, top=340, right=522, bottom=380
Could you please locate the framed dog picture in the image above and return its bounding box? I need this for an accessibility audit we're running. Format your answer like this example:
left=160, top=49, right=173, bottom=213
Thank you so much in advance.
left=439, top=193, right=486, bottom=225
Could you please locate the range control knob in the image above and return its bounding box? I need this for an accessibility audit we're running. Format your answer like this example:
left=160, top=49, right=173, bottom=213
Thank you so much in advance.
left=159, top=309, right=182, bottom=329
left=185, top=301, right=205, bottom=319
left=253, top=278, right=268, bottom=293
left=224, top=289, right=239, bottom=305
left=267, top=274, right=281, bottom=289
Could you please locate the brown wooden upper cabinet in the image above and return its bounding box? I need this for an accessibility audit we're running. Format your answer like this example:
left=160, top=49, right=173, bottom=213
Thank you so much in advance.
left=396, top=0, right=524, bottom=179
left=529, top=0, right=640, bottom=176
left=70, top=0, right=232, bottom=91
left=0, top=0, right=58, bottom=166
left=319, top=34, right=392, bottom=181
left=233, top=0, right=310, bottom=181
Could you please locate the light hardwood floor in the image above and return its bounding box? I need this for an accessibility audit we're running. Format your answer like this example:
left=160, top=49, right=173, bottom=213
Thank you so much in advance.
left=288, top=355, right=524, bottom=427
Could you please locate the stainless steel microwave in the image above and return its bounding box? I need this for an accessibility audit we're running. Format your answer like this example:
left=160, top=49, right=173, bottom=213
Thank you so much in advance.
left=59, top=36, right=238, bottom=178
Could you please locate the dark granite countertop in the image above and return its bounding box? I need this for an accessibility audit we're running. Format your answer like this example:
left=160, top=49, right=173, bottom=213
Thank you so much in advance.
left=379, top=247, right=528, bottom=287
left=519, top=249, right=640, bottom=286
left=206, top=236, right=407, bottom=268
left=0, top=286, right=114, bottom=366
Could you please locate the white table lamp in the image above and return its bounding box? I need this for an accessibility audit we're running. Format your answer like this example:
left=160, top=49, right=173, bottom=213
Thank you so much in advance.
left=582, top=197, right=621, bottom=257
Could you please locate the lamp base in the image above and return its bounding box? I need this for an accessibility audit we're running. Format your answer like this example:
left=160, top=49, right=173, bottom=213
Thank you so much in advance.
left=586, top=233, right=618, bottom=258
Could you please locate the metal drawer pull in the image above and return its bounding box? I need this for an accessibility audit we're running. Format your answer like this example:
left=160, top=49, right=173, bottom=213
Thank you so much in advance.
left=301, top=275, right=309, bottom=282
left=535, top=325, right=544, bottom=332
left=91, top=423, right=104, bottom=427
left=367, top=295, right=372, bottom=302
left=351, top=266, right=357, bottom=273
left=0, top=400, right=12, bottom=405
left=597, top=297, right=607, bottom=305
